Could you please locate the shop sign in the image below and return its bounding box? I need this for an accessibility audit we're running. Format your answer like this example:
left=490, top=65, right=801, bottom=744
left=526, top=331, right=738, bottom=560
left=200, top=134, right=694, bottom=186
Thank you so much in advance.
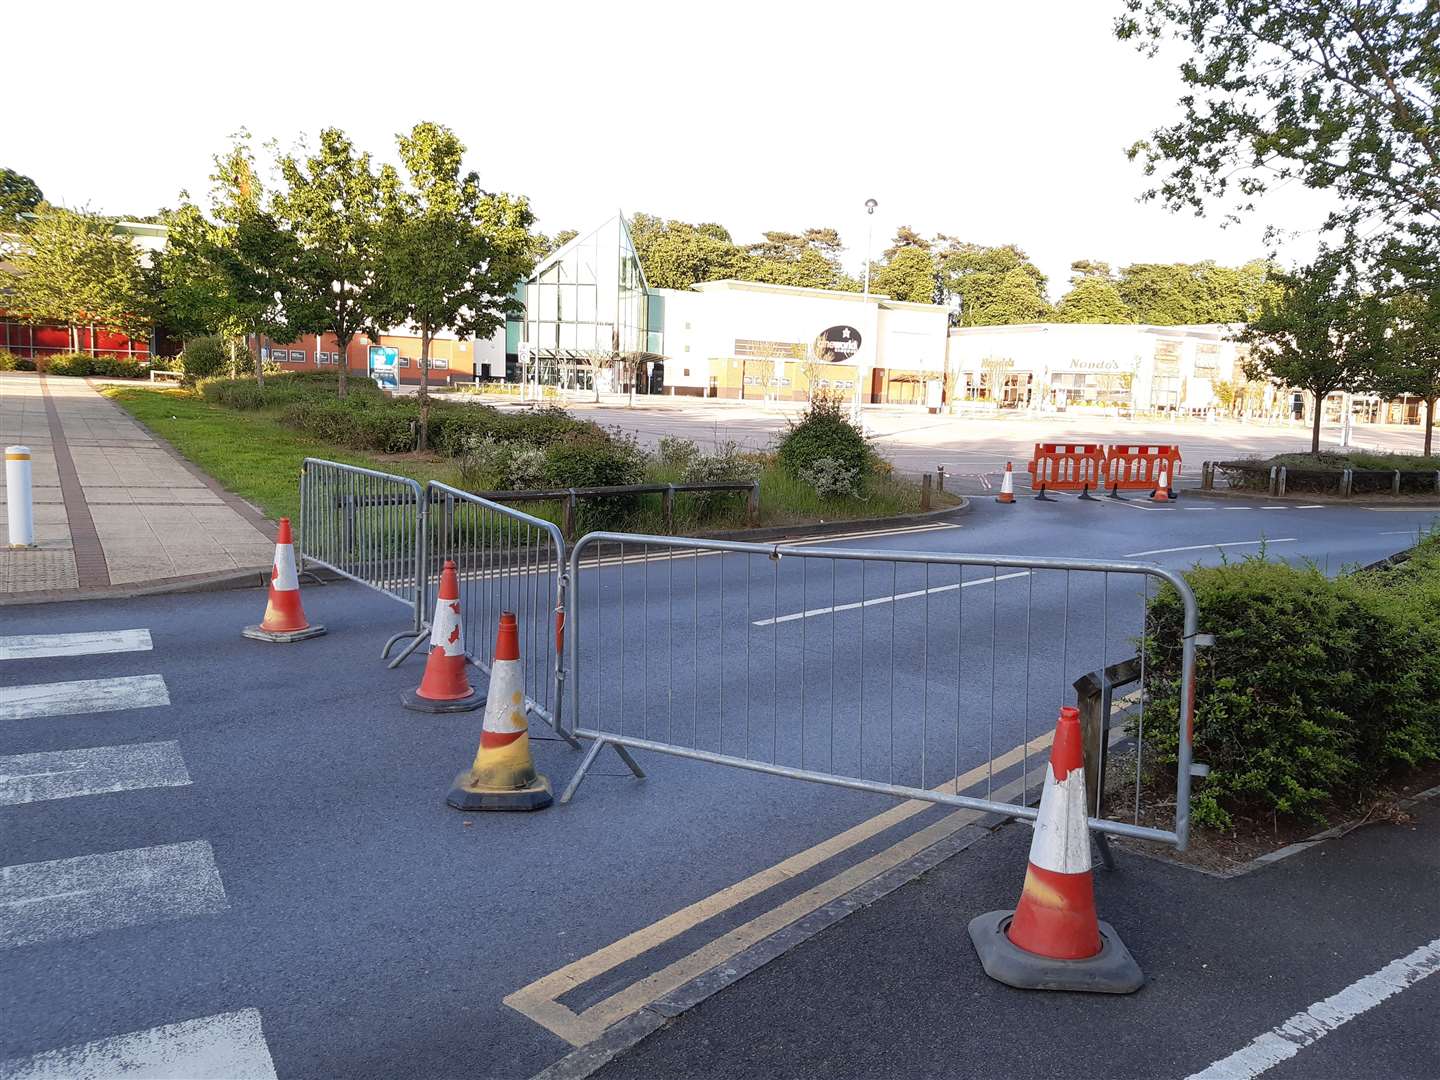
left=815, top=325, right=862, bottom=362
left=1067, top=359, right=1122, bottom=371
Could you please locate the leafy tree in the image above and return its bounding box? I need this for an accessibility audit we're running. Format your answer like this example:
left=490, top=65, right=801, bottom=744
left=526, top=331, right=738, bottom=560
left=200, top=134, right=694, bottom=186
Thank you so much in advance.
left=1055, top=277, right=1135, bottom=323
left=1, top=168, right=43, bottom=223
left=273, top=128, right=384, bottom=398
left=741, top=228, right=855, bottom=290
left=1116, top=263, right=1204, bottom=324
left=1372, top=289, right=1440, bottom=455
left=871, top=246, right=941, bottom=303
left=157, top=136, right=306, bottom=385
left=1117, top=1, right=1440, bottom=254
left=882, top=225, right=931, bottom=260
left=5, top=204, right=148, bottom=351
left=1068, top=259, right=1113, bottom=282
left=535, top=228, right=579, bottom=260
left=374, top=121, right=535, bottom=451
left=629, top=213, right=747, bottom=289
left=935, top=241, right=1051, bottom=324
left=1239, top=250, right=1386, bottom=454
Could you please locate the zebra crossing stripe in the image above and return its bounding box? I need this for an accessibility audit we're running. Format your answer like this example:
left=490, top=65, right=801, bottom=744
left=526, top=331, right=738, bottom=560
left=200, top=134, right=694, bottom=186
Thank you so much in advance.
left=0, top=675, right=169, bottom=723
left=0, top=1008, right=277, bottom=1080
left=0, top=742, right=191, bottom=807
left=0, top=840, right=227, bottom=950
left=0, top=630, right=153, bottom=662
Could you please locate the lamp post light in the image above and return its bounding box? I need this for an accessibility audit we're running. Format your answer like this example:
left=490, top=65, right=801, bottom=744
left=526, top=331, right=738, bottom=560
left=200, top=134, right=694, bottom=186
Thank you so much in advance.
left=855, top=197, right=878, bottom=423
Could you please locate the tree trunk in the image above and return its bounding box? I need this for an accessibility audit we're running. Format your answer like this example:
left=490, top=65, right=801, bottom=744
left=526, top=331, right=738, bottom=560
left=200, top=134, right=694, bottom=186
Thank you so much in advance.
left=254, top=335, right=265, bottom=388
left=1427, top=397, right=1436, bottom=458
left=336, top=331, right=349, bottom=400
left=1310, top=391, right=1323, bottom=454
left=417, top=327, right=431, bottom=453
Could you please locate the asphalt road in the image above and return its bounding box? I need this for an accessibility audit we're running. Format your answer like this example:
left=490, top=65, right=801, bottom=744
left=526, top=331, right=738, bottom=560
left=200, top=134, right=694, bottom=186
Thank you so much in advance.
left=2, top=496, right=1436, bottom=1079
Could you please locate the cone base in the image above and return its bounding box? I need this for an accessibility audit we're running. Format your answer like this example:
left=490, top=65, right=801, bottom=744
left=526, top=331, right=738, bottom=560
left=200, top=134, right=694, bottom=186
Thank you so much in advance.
left=967, top=911, right=1143, bottom=994
left=446, top=770, right=552, bottom=812
left=401, top=689, right=485, bottom=714
left=996, top=496, right=1015, bottom=504
left=242, top=623, right=326, bottom=643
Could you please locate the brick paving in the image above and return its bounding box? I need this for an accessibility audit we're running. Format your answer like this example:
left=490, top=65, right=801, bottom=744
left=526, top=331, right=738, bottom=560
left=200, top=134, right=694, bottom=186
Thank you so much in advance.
left=1, top=373, right=277, bottom=596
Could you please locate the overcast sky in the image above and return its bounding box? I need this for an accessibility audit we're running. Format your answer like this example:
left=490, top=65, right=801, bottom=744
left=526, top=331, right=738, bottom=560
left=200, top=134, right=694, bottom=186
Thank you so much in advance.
left=8, top=1, right=1334, bottom=299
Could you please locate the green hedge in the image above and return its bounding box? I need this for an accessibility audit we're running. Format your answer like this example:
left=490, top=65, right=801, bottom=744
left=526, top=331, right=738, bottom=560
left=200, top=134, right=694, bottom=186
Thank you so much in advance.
left=200, top=373, right=382, bottom=411
left=1142, top=544, right=1440, bottom=828
left=777, top=394, right=873, bottom=481
left=0, top=352, right=144, bottom=377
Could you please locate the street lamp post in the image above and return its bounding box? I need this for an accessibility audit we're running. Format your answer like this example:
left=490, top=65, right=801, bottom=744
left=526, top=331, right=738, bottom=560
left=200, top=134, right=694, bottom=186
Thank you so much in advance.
left=855, top=197, right=878, bottom=423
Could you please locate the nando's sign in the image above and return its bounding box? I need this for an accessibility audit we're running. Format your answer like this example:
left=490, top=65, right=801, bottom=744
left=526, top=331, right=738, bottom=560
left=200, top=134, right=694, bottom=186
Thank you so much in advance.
left=814, top=325, right=862, bottom=363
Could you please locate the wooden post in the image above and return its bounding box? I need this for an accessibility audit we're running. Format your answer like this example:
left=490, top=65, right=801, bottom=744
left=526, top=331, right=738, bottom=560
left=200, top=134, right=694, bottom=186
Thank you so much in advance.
left=563, top=490, right=577, bottom=541
left=1393, top=469, right=1402, bottom=496
left=663, top=484, right=675, bottom=534
left=921, top=473, right=932, bottom=511
left=746, top=482, right=760, bottom=526
left=1277, top=466, right=1287, bottom=497
left=936, top=464, right=946, bottom=492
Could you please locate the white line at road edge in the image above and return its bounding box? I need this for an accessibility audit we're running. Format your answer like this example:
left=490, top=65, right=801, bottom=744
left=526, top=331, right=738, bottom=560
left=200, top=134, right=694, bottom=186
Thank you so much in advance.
left=0, top=1009, right=278, bottom=1080
left=1185, top=936, right=1440, bottom=1080
left=0, top=674, right=169, bottom=722
left=754, top=571, right=1030, bottom=626
left=0, top=741, right=191, bottom=806
left=0, top=629, right=152, bottom=662
left=1124, top=539, right=1297, bottom=558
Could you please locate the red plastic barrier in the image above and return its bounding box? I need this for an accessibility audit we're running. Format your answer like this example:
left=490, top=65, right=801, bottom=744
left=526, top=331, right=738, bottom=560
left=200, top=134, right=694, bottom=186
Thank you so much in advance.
left=1104, top=444, right=1182, bottom=498
left=1027, top=443, right=1108, bottom=500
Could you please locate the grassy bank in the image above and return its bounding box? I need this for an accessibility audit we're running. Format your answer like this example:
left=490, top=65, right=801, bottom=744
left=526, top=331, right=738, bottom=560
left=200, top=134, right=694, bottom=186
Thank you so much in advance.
left=104, top=386, right=954, bottom=532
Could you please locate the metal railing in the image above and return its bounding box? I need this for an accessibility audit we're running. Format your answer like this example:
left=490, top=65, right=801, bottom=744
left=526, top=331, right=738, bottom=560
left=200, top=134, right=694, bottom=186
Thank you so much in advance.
left=298, top=458, right=427, bottom=661
left=560, top=533, right=1202, bottom=850
left=423, top=482, right=577, bottom=745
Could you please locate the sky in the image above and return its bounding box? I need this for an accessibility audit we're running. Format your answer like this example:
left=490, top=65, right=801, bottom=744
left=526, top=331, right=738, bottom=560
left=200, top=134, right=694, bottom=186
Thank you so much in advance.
left=6, top=0, right=1335, bottom=300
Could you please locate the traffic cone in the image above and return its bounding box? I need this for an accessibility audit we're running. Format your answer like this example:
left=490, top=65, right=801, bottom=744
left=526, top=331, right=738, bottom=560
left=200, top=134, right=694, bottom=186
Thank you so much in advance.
left=402, top=560, right=483, bottom=713
left=967, top=706, right=1143, bottom=993
left=1151, top=461, right=1177, bottom=503
left=447, top=611, right=552, bottom=811
left=242, top=518, right=325, bottom=643
left=996, top=462, right=1016, bottom=504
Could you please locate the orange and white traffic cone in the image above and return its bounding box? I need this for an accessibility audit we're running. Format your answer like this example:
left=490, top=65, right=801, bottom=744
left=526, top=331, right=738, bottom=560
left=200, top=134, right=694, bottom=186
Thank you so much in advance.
left=447, top=611, right=552, bottom=811
left=968, top=706, right=1143, bottom=993
left=242, top=517, right=325, bottom=643
left=402, top=559, right=483, bottom=713
left=996, top=462, right=1016, bottom=504
left=1152, top=461, right=1174, bottom=503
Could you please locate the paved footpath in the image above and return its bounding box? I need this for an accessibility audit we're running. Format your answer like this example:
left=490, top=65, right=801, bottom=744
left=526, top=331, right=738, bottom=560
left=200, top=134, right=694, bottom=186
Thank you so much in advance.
left=0, top=372, right=275, bottom=598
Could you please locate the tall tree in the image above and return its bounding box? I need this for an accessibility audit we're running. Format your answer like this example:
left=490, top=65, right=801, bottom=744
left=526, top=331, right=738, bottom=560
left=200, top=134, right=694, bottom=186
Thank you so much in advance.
left=871, top=246, right=941, bottom=303
left=881, top=225, right=931, bottom=261
left=1055, top=277, right=1135, bottom=323
left=741, top=228, right=854, bottom=290
left=5, top=204, right=148, bottom=352
left=1068, top=259, right=1113, bottom=282
left=1117, top=1, right=1440, bottom=255
left=1239, top=249, right=1386, bottom=453
left=1, top=168, right=43, bottom=223
left=374, top=121, right=535, bottom=451
left=1373, top=289, right=1440, bottom=455
left=629, top=213, right=747, bottom=289
left=935, top=241, right=1051, bottom=324
left=273, top=128, right=384, bottom=398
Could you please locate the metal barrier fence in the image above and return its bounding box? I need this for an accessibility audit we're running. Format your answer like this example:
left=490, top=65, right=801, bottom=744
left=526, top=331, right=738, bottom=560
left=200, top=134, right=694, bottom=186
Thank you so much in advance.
left=561, top=533, right=1202, bottom=849
left=423, top=482, right=576, bottom=744
left=298, top=458, right=427, bottom=660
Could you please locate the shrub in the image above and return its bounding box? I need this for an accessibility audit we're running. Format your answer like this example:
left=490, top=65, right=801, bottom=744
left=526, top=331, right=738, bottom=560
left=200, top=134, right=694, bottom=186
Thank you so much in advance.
left=681, top=441, right=760, bottom=515
left=180, top=336, right=231, bottom=382
left=457, top=437, right=548, bottom=492
left=1141, top=550, right=1440, bottom=829
left=777, top=392, right=872, bottom=481
left=0, top=351, right=36, bottom=371
left=27, top=354, right=144, bottom=378
left=545, top=429, right=647, bottom=530
left=798, top=455, right=863, bottom=499
left=148, top=354, right=180, bottom=372
left=656, top=436, right=703, bottom=473
left=201, top=372, right=381, bottom=411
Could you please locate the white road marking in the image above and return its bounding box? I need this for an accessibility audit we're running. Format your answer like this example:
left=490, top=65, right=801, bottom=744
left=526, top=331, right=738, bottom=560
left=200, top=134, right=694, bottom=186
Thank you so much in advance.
left=1124, top=539, right=1296, bottom=558
left=754, top=571, right=1030, bottom=626
left=1379, top=530, right=1424, bottom=536
left=0, top=675, right=169, bottom=722
left=0, top=840, right=227, bottom=949
left=0, top=630, right=152, bottom=662
left=0, top=741, right=191, bottom=807
left=0, top=1008, right=278, bottom=1080
left=1295, top=504, right=1325, bottom=509
left=1222, top=507, right=1254, bottom=510
left=1185, top=935, right=1440, bottom=1080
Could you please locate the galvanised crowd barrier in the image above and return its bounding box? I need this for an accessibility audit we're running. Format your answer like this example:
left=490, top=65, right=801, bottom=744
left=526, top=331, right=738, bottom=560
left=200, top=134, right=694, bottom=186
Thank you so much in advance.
left=298, top=458, right=427, bottom=662
left=560, top=533, right=1202, bottom=850
left=422, top=482, right=576, bottom=745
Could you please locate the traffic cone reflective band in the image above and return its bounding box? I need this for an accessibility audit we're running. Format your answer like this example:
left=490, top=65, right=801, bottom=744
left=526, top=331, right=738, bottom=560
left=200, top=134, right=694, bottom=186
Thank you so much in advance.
left=1152, top=462, right=1173, bottom=502
left=996, top=462, right=1016, bottom=504
left=402, top=560, right=483, bottom=713
left=242, top=518, right=325, bottom=643
left=967, top=706, right=1143, bottom=993
left=447, top=611, right=552, bottom=811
